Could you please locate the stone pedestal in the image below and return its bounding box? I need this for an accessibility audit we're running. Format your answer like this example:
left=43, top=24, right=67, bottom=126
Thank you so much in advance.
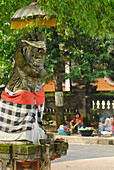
left=0, top=139, right=68, bottom=170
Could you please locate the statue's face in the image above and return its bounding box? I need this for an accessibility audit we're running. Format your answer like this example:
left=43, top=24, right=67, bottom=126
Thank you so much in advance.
left=23, top=43, right=46, bottom=69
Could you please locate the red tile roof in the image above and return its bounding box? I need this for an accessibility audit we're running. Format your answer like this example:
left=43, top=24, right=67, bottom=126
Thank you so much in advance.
left=43, top=80, right=55, bottom=92
left=91, top=78, right=114, bottom=91
left=43, top=78, right=114, bottom=92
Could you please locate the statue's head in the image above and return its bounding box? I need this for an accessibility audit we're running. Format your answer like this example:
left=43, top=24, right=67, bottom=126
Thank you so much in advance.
left=18, top=31, right=46, bottom=70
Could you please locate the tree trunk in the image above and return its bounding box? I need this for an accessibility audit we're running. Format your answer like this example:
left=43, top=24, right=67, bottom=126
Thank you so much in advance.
left=53, top=29, right=65, bottom=128
left=54, top=61, right=65, bottom=128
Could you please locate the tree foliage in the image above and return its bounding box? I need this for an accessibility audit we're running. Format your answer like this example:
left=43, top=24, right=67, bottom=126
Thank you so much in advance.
left=61, top=30, right=113, bottom=84
left=0, top=0, right=113, bottom=84
left=0, top=0, right=32, bottom=84
left=38, top=0, right=113, bottom=36
left=45, top=27, right=113, bottom=85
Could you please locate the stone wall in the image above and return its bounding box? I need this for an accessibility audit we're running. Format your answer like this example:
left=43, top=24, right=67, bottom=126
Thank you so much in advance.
left=44, top=85, right=96, bottom=124
left=44, top=85, right=114, bottom=127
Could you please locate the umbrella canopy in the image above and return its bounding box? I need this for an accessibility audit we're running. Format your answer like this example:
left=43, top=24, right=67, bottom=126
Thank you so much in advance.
left=10, top=2, right=57, bottom=29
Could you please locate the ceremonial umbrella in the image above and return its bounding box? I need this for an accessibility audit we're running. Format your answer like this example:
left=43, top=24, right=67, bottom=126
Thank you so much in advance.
left=10, top=2, right=57, bottom=29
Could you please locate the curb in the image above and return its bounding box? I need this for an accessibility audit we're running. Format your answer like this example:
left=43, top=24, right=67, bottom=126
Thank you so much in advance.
left=53, top=133, right=114, bottom=145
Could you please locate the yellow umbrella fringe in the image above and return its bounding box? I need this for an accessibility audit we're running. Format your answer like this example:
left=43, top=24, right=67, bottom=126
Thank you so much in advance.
left=10, top=18, right=56, bottom=29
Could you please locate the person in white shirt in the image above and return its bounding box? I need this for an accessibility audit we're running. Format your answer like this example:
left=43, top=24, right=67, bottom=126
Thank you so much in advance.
left=98, top=117, right=112, bottom=132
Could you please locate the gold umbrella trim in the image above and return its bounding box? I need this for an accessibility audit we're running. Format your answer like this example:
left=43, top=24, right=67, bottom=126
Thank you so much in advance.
left=10, top=17, right=56, bottom=29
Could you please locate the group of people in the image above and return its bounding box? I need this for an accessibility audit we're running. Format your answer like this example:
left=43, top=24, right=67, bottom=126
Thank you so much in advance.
left=70, top=112, right=114, bottom=134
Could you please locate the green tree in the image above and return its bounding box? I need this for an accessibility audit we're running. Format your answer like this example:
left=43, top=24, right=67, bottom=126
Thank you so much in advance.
left=0, top=0, right=113, bottom=84
left=39, top=0, right=113, bottom=36
left=62, top=30, right=113, bottom=85
left=0, top=0, right=31, bottom=84
left=45, top=28, right=65, bottom=127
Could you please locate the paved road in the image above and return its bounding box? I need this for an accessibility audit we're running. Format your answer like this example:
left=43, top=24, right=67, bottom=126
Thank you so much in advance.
left=52, top=143, right=114, bottom=163
left=51, top=143, right=114, bottom=170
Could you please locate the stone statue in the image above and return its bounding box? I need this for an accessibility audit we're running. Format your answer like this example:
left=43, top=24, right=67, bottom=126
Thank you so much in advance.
left=6, top=31, right=48, bottom=93
left=0, top=31, right=48, bottom=144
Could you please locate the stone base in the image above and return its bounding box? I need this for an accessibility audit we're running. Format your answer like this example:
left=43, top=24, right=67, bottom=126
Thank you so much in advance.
left=0, top=138, right=68, bottom=170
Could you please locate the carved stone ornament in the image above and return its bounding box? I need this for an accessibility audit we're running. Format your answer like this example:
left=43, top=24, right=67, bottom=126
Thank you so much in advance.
left=6, top=31, right=48, bottom=93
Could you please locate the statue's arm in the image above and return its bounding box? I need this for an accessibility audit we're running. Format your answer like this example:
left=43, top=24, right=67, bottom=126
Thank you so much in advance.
left=15, top=53, right=39, bottom=78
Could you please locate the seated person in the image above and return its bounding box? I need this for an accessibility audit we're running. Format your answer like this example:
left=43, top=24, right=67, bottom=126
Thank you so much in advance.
left=98, top=117, right=112, bottom=133
left=110, top=117, right=114, bottom=132
left=70, top=112, right=83, bottom=134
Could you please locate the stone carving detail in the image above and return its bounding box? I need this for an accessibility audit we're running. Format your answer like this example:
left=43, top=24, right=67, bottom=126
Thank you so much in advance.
left=6, top=31, right=48, bottom=93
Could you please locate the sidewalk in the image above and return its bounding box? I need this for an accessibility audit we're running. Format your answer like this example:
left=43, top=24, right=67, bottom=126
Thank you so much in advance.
left=53, top=133, right=114, bottom=145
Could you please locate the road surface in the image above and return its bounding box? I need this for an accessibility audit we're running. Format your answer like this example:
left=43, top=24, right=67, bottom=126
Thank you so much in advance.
left=51, top=143, right=114, bottom=170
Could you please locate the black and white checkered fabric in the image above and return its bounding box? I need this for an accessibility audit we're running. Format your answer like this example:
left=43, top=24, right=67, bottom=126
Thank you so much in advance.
left=0, top=99, right=45, bottom=133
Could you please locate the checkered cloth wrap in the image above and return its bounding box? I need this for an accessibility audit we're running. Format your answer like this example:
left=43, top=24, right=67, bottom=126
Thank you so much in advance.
left=0, top=99, right=45, bottom=133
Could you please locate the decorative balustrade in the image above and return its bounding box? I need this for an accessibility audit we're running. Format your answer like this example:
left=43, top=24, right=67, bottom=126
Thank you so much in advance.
left=44, top=108, right=78, bottom=115
left=91, top=95, right=114, bottom=115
